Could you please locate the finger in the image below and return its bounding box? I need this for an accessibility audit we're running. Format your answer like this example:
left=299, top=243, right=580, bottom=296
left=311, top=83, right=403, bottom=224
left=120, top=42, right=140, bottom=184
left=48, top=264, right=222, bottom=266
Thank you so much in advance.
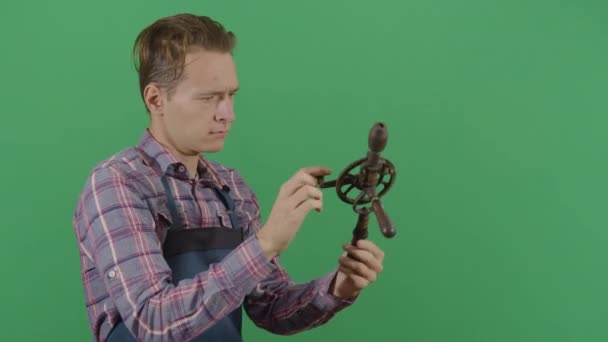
left=300, top=166, right=333, bottom=178
left=354, top=239, right=385, bottom=262
left=294, top=198, right=323, bottom=217
left=343, top=244, right=383, bottom=274
left=339, top=255, right=378, bottom=283
left=290, top=185, right=323, bottom=208
left=280, top=169, right=323, bottom=197
left=338, top=257, right=376, bottom=284
left=338, top=265, right=370, bottom=289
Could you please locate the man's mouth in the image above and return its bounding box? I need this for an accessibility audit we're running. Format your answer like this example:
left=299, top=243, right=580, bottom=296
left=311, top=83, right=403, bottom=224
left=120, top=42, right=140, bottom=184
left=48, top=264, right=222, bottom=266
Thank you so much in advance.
left=210, top=130, right=229, bottom=136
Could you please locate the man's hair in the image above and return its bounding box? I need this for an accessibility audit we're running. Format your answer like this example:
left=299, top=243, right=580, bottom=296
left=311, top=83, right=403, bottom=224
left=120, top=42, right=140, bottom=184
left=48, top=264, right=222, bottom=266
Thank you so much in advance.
left=132, top=13, right=237, bottom=107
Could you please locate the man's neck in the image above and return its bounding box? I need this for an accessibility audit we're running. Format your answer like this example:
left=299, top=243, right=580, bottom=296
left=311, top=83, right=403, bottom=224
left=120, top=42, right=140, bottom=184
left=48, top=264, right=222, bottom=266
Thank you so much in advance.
left=148, top=127, right=199, bottom=179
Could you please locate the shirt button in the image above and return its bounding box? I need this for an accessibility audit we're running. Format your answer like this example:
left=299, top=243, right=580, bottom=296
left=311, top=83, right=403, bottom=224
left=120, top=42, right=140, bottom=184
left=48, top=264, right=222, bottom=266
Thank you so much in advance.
left=108, top=268, right=118, bottom=279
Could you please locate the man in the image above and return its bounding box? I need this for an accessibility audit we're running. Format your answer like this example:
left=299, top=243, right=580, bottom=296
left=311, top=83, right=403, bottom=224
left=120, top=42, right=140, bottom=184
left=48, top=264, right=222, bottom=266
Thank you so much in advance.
left=73, top=13, right=386, bottom=342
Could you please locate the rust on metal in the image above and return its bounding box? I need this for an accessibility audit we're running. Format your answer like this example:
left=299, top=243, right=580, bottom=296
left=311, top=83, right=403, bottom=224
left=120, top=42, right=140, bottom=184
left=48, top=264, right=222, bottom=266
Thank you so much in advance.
left=317, top=122, right=397, bottom=245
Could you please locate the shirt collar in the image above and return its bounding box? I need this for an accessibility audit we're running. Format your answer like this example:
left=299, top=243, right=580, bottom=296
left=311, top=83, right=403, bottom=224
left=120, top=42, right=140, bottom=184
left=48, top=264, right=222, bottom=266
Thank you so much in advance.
left=136, top=129, right=227, bottom=188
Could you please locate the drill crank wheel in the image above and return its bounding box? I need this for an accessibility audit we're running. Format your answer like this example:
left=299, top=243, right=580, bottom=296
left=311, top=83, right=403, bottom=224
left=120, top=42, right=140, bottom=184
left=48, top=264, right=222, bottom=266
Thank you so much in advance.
left=335, top=156, right=396, bottom=206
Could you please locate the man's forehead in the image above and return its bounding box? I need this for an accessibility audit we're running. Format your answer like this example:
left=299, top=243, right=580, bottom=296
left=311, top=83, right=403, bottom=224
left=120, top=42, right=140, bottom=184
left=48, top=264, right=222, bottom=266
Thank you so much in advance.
left=182, top=50, right=238, bottom=90
left=188, top=76, right=239, bottom=93
left=184, top=49, right=234, bottom=70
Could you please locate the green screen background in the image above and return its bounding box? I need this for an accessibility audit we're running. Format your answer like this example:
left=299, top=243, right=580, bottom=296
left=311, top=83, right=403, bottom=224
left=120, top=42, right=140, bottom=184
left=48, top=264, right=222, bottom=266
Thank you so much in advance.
left=1, top=0, right=607, bottom=341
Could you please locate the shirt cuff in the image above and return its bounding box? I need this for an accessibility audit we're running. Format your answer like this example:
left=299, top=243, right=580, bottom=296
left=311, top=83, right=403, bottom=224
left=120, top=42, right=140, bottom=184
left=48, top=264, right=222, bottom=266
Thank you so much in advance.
left=310, top=270, right=358, bottom=312
left=219, top=234, right=277, bottom=299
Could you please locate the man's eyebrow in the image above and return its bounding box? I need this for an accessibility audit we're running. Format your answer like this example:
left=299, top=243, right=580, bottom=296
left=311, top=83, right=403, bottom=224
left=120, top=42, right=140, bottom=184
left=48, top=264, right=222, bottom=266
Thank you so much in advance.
left=195, top=87, right=239, bottom=96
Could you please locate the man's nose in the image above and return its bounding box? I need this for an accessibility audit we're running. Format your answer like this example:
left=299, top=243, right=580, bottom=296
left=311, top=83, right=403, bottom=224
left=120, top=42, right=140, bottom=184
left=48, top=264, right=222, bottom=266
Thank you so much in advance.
left=215, top=98, right=235, bottom=122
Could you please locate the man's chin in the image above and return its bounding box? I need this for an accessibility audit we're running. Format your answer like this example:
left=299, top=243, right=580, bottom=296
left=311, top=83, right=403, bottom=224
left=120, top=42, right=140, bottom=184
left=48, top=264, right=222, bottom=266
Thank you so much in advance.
left=200, top=142, right=225, bottom=154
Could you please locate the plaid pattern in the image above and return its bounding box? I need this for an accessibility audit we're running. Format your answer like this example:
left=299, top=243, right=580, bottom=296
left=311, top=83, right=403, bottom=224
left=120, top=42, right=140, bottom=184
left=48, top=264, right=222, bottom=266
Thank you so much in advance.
left=72, top=130, right=353, bottom=341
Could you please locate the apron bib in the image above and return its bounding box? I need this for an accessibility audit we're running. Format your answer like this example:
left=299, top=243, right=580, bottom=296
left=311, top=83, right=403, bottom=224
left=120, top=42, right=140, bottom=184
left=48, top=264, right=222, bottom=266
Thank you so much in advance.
left=106, top=175, right=244, bottom=342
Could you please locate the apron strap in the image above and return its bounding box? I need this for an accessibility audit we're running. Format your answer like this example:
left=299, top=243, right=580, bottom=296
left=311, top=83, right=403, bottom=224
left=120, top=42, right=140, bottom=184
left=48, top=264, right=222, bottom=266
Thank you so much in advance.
left=212, top=186, right=241, bottom=229
left=161, top=175, right=185, bottom=229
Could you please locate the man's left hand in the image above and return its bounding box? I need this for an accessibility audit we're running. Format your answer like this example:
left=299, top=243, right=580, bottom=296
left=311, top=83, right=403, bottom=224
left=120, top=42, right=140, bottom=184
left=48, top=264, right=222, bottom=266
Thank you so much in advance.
left=329, top=239, right=385, bottom=299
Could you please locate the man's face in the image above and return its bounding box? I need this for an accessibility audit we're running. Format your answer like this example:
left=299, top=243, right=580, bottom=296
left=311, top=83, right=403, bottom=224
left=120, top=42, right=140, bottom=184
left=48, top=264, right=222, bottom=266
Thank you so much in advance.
left=155, top=48, right=239, bottom=155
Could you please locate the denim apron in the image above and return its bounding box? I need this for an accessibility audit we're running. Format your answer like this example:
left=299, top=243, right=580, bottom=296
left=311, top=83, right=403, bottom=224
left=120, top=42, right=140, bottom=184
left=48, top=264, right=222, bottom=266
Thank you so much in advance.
left=106, top=175, right=245, bottom=341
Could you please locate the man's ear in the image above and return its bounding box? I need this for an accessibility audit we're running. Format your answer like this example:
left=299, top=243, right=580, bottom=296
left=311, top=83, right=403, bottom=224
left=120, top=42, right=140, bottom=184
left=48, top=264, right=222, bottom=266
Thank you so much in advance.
left=143, top=82, right=164, bottom=115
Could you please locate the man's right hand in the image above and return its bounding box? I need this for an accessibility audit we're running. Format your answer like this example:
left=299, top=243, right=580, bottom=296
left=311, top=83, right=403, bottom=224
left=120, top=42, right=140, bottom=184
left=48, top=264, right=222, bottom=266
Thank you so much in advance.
left=256, top=166, right=332, bottom=259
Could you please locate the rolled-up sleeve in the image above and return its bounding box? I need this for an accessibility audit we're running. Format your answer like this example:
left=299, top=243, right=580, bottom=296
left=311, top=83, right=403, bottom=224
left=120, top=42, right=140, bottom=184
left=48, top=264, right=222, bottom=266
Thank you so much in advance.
left=233, top=176, right=357, bottom=335
left=80, top=165, right=275, bottom=341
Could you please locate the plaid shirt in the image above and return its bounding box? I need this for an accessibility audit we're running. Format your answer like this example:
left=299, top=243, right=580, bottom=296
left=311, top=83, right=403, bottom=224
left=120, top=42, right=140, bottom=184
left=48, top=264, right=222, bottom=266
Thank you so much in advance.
left=73, top=130, right=354, bottom=341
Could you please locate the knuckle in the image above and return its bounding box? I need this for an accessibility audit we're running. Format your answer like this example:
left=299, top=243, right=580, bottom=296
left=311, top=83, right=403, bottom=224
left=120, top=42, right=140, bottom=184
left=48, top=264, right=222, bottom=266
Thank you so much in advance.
left=295, top=186, right=305, bottom=196
left=314, top=187, right=323, bottom=197
left=345, top=257, right=355, bottom=267
left=342, top=256, right=352, bottom=266
left=356, top=278, right=368, bottom=288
